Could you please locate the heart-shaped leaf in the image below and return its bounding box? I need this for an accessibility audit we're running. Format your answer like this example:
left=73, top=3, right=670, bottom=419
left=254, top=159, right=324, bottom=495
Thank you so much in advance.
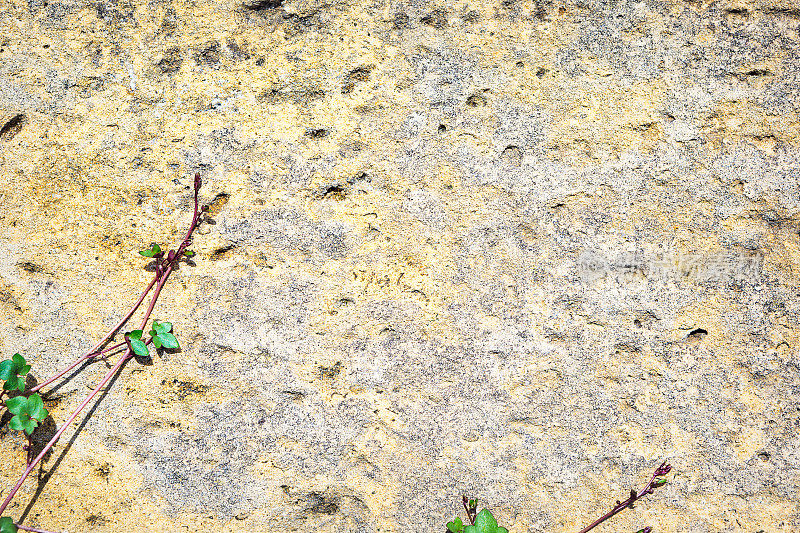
left=5, top=396, right=27, bottom=416
left=125, top=330, right=149, bottom=357
left=157, top=332, right=179, bottom=349
left=447, top=517, right=464, bottom=533
left=139, top=243, right=162, bottom=257
left=471, top=510, right=501, bottom=533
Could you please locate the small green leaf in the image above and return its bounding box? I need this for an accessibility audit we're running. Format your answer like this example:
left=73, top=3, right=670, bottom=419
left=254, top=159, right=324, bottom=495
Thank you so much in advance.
left=8, top=414, right=25, bottom=431
left=26, top=393, right=48, bottom=421
left=653, top=478, right=668, bottom=487
left=447, top=517, right=464, bottom=533
left=158, top=332, right=179, bottom=350
left=12, top=354, right=29, bottom=376
left=9, top=412, right=37, bottom=435
left=0, top=516, right=18, bottom=533
left=21, top=417, right=37, bottom=435
left=183, top=250, right=195, bottom=257
left=468, top=499, right=478, bottom=509
left=463, top=526, right=479, bottom=533
left=130, top=339, right=149, bottom=358
left=473, top=510, right=498, bottom=533
left=151, top=336, right=162, bottom=349
left=5, top=396, right=26, bottom=416
left=0, top=360, right=14, bottom=381
left=139, top=244, right=161, bottom=257
left=0, top=354, right=29, bottom=391
left=2, top=375, right=24, bottom=392
left=126, top=330, right=143, bottom=341
left=496, top=528, right=508, bottom=533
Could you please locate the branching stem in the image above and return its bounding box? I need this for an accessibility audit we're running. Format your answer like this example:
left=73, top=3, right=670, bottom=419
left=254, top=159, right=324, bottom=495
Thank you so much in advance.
left=0, top=173, right=203, bottom=530
left=577, top=461, right=672, bottom=533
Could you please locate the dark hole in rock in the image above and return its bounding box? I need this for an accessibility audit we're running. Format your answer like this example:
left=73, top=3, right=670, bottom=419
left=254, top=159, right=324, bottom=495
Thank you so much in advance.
left=194, top=40, right=220, bottom=65
left=210, top=244, right=236, bottom=260
left=321, top=185, right=346, bottom=201
left=687, top=328, right=708, bottom=340
left=306, top=492, right=339, bottom=515
left=243, top=0, right=282, bottom=10
left=305, top=128, right=328, bottom=138
left=16, top=261, right=44, bottom=273
left=745, top=69, right=771, bottom=76
left=158, top=46, right=183, bottom=74
left=393, top=12, right=409, bottom=28
left=342, top=65, right=373, bottom=94
left=466, top=93, right=487, bottom=107
left=0, top=114, right=26, bottom=141
left=438, top=124, right=447, bottom=133
left=205, top=193, right=230, bottom=216
left=758, top=451, right=770, bottom=461
left=420, top=9, right=447, bottom=28
left=536, top=67, right=548, bottom=78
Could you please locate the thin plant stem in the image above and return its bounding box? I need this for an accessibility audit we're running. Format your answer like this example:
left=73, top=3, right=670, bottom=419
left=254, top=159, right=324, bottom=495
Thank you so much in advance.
left=0, top=352, right=130, bottom=516
left=30, top=276, right=158, bottom=393
left=0, top=173, right=204, bottom=525
left=577, top=461, right=671, bottom=533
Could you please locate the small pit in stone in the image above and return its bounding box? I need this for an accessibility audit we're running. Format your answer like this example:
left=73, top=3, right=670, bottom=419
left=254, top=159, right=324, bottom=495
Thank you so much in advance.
left=687, top=328, right=708, bottom=340
left=0, top=114, right=26, bottom=141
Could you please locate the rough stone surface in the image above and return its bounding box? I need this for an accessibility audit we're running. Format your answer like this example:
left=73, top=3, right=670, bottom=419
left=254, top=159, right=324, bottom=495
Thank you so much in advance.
left=1, top=0, right=799, bottom=531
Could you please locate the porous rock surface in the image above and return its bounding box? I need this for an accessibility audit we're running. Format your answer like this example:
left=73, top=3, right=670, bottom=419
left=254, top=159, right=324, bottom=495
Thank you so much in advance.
left=0, top=0, right=799, bottom=531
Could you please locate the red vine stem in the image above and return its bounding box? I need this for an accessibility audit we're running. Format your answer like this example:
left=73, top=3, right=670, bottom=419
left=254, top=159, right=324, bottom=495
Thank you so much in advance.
left=0, top=174, right=203, bottom=526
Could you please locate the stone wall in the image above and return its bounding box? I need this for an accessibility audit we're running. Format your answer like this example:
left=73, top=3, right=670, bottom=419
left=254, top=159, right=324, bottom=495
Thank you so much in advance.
left=0, top=0, right=799, bottom=531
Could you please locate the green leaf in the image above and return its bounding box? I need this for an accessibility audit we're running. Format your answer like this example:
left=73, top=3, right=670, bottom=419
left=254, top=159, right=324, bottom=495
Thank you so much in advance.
left=463, top=527, right=479, bottom=533
left=496, top=528, right=508, bottom=533
left=183, top=250, right=195, bottom=257
left=151, top=336, right=162, bottom=349
left=447, top=517, right=464, bottom=533
left=126, top=330, right=143, bottom=340
left=2, top=375, right=24, bottom=392
left=130, top=339, right=149, bottom=358
left=473, top=510, right=498, bottom=533
left=26, top=393, right=48, bottom=421
left=0, top=354, right=29, bottom=391
left=139, top=244, right=161, bottom=257
left=468, top=499, right=477, bottom=509
left=152, top=321, right=172, bottom=335
left=12, top=354, right=29, bottom=376
left=158, top=332, right=179, bottom=350
left=0, top=516, right=18, bottom=533
left=8, top=414, right=25, bottom=431
left=5, top=396, right=26, bottom=415
left=0, top=360, right=14, bottom=381
left=653, top=478, right=668, bottom=487
left=9, top=412, right=37, bottom=435
left=21, top=417, right=37, bottom=435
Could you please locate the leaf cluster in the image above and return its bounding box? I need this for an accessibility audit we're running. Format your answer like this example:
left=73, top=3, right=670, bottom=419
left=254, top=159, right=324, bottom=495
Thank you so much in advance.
left=448, top=509, right=508, bottom=533
left=125, top=321, right=179, bottom=358
left=5, top=393, right=48, bottom=435
left=0, top=354, right=30, bottom=392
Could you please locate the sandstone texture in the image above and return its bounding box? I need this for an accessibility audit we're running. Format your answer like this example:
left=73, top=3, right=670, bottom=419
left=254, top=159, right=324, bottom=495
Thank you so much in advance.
left=1, top=0, right=799, bottom=531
